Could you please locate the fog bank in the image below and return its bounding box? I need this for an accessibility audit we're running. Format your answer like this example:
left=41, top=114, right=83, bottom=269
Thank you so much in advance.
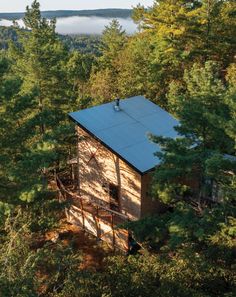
left=0, top=16, right=137, bottom=35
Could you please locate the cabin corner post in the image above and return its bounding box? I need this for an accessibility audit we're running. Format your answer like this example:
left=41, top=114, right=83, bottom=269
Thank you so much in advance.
left=76, top=126, right=81, bottom=194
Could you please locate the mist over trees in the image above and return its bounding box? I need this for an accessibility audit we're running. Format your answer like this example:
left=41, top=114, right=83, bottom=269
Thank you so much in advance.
left=0, top=0, right=235, bottom=296
left=0, top=9, right=132, bottom=20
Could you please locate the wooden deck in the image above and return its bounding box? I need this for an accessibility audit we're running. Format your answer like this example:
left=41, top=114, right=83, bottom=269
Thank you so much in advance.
left=55, top=173, right=130, bottom=252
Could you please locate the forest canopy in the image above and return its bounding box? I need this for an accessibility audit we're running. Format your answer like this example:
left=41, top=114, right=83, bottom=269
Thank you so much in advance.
left=0, top=0, right=235, bottom=296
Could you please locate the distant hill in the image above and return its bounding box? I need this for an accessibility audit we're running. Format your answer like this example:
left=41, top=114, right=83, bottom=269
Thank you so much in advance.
left=0, top=26, right=101, bottom=55
left=0, top=9, right=132, bottom=20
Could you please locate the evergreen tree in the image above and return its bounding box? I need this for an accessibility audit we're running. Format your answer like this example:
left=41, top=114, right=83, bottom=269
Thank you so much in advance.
left=99, top=19, right=127, bottom=70
left=0, top=1, right=236, bottom=296
left=0, top=1, right=74, bottom=203
left=67, top=51, right=95, bottom=108
left=89, top=19, right=127, bottom=102
left=132, top=0, right=236, bottom=106
left=116, top=34, right=153, bottom=99
left=151, top=61, right=235, bottom=204
left=225, top=63, right=236, bottom=149
left=11, top=0, right=70, bottom=132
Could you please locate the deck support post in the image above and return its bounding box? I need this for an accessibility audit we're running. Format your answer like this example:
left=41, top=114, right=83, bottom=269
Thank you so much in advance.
left=81, top=199, right=85, bottom=229
left=96, top=206, right=100, bottom=240
left=111, top=213, right=115, bottom=250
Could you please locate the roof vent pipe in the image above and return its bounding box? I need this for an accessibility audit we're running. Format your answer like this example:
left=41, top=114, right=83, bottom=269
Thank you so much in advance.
left=114, top=98, right=121, bottom=111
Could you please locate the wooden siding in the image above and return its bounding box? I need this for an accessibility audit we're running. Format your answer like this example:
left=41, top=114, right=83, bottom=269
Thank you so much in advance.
left=141, top=172, right=162, bottom=217
left=77, top=126, right=142, bottom=220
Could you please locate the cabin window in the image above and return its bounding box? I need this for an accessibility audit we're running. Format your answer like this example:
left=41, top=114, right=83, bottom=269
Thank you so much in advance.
left=109, top=183, right=120, bottom=211
left=102, top=182, right=120, bottom=211
left=109, top=183, right=119, bottom=200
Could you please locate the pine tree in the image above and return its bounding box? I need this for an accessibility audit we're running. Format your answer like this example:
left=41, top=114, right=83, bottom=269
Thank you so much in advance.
left=0, top=1, right=74, bottom=203
left=67, top=51, right=94, bottom=108
left=133, top=0, right=236, bottom=106
left=116, top=34, right=153, bottom=99
left=89, top=19, right=127, bottom=102
left=99, top=19, right=127, bottom=70
left=151, top=61, right=235, bottom=204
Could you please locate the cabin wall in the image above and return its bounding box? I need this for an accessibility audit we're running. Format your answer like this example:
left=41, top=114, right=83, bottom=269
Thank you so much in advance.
left=77, top=126, right=142, bottom=220
left=141, top=173, right=163, bottom=217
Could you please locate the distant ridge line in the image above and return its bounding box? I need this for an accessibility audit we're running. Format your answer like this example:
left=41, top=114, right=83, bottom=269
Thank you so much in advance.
left=0, top=9, right=132, bottom=20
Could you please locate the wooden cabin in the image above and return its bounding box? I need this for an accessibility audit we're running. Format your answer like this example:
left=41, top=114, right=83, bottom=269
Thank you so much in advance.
left=69, top=96, right=179, bottom=221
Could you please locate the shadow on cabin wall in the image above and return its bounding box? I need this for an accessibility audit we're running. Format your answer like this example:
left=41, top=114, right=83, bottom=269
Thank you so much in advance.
left=77, top=128, right=142, bottom=220
left=76, top=127, right=178, bottom=221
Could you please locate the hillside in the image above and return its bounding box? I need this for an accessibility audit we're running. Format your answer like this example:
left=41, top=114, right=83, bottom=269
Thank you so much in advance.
left=0, top=9, right=132, bottom=20
left=0, top=26, right=101, bottom=55
left=0, top=1, right=235, bottom=296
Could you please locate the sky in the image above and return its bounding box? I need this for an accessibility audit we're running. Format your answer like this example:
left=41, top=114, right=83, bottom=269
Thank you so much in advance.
left=0, top=0, right=154, bottom=13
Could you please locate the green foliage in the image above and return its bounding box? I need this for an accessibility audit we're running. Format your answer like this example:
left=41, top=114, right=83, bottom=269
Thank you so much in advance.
left=0, top=26, right=18, bottom=50
left=0, top=25, right=102, bottom=56
left=0, top=1, right=235, bottom=296
left=0, top=208, right=82, bottom=297
left=0, top=210, right=39, bottom=297
left=0, top=1, right=78, bottom=204
left=0, top=202, right=12, bottom=228
left=116, top=34, right=153, bottom=99
left=225, top=63, right=236, bottom=149
left=27, top=191, right=65, bottom=232
left=61, top=34, right=101, bottom=55
left=125, top=201, right=236, bottom=296
left=151, top=61, right=235, bottom=204
left=89, top=19, right=127, bottom=102
left=67, top=50, right=95, bottom=107
left=120, top=0, right=236, bottom=106
left=99, top=19, right=127, bottom=69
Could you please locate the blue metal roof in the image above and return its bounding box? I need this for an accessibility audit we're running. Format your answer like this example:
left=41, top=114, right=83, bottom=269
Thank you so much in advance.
left=69, top=96, right=179, bottom=174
